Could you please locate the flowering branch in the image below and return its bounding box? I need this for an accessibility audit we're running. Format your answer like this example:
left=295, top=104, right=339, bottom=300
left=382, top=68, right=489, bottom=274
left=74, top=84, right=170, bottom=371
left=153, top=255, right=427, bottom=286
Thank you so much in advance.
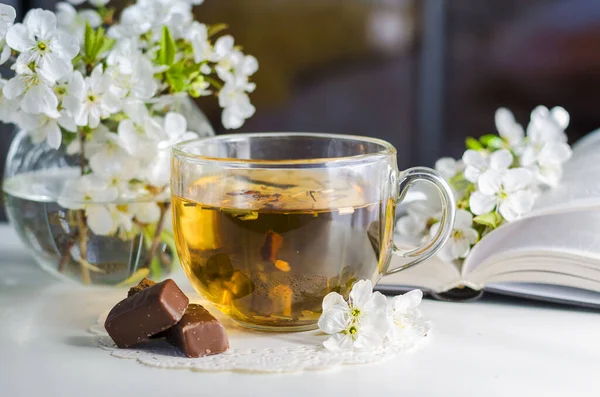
left=396, top=106, right=573, bottom=263
left=0, top=0, right=258, bottom=282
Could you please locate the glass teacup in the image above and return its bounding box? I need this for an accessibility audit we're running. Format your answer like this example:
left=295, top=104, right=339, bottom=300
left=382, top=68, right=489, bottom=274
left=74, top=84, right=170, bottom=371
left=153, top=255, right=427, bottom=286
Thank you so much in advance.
left=171, top=133, right=455, bottom=331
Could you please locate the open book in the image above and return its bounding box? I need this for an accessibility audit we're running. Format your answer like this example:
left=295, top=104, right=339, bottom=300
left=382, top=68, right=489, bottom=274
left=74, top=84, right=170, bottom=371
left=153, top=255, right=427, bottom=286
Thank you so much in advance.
left=379, top=129, right=600, bottom=308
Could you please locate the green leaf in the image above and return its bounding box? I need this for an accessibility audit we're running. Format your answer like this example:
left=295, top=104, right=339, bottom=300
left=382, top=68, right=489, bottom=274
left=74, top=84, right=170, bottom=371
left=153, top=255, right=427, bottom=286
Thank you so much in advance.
left=166, top=69, right=185, bottom=92
left=473, top=213, right=501, bottom=228
left=158, top=26, right=176, bottom=66
left=466, top=137, right=484, bottom=150
left=83, top=22, right=95, bottom=62
left=98, top=37, right=116, bottom=56
left=480, top=134, right=504, bottom=149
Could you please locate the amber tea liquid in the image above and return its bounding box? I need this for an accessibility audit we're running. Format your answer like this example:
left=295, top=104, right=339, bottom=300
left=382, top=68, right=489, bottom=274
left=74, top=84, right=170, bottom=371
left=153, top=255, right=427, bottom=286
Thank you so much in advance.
left=173, top=171, right=394, bottom=330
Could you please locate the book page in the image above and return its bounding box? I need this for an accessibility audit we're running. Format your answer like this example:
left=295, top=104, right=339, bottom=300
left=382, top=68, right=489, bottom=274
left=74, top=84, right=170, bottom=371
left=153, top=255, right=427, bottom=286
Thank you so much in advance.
left=462, top=210, right=600, bottom=283
left=486, top=282, right=600, bottom=308
left=532, top=129, right=600, bottom=215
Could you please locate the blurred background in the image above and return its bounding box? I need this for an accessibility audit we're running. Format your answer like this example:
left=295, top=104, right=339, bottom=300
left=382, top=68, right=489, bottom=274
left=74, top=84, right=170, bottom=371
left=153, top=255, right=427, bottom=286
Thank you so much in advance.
left=1, top=0, right=600, bottom=220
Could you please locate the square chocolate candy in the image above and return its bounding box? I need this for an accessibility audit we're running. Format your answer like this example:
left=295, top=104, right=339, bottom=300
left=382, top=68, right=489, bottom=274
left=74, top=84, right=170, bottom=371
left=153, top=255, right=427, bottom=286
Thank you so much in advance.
left=166, top=304, right=229, bottom=358
left=105, top=279, right=189, bottom=348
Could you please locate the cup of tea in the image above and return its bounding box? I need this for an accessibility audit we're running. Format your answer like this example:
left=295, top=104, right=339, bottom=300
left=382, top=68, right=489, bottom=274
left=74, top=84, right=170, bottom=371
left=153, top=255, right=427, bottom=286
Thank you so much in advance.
left=171, top=133, right=455, bottom=331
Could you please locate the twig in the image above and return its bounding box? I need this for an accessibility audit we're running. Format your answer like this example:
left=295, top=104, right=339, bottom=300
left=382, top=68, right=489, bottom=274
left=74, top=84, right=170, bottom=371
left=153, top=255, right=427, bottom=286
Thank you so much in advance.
left=143, top=203, right=171, bottom=268
left=76, top=210, right=92, bottom=284
left=57, top=240, right=75, bottom=274
left=76, top=131, right=91, bottom=284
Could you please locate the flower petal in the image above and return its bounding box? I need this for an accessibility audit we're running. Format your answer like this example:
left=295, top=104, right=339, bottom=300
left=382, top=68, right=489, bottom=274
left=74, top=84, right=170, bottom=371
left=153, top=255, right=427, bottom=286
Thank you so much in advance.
left=435, top=157, right=457, bottom=180
left=502, top=168, right=532, bottom=193
left=131, top=202, right=161, bottom=224
left=317, top=304, right=350, bottom=335
left=396, top=215, right=426, bottom=238
left=538, top=142, right=572, bottom=166
left=24, top=9, right=56, bottom=39
left=362, top=291, right=387, bottom=315
left=0, top=42, right=11, bottom=65
left=495, top=107, right=524, bottom=144
left=3, top=76, right=26, bottom=99
left=6, top=24, right=34, bottom=52
left=349, top=279, right=374, bottom=308
left=469, top=191, right=497, bottom=215
left=489, top=149, right=513, bottom=170
left=454, top=209, right=473, bottom=229
left=477, top=169, right=503, bottom=196
left=391, top=289, right=423, bottom=314
left=21, top=83, right=59, bottom=117
left=44, top=119, right=61, bottom=149
left=322, top=292, right=347, bottom=312
left=462, top=228, right=479, bottom=245
left=322, top=333, right=353, bottom=351
left=550, top=106, right=569, bottom=129
left=165, top=111, right=187, bottom=138
left=86, top=205, right=115, bottom=235
left=500, top=190, right=534, bottom=221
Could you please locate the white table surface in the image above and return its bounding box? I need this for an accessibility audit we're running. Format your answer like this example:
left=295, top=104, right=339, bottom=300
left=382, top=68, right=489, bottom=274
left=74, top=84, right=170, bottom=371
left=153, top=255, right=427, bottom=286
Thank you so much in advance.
left=1, top=225, right=599, bottom=397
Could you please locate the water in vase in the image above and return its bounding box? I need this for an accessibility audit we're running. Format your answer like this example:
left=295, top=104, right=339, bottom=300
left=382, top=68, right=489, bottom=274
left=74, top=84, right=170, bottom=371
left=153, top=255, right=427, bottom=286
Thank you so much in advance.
left=3, top=168, right=175, bottom=285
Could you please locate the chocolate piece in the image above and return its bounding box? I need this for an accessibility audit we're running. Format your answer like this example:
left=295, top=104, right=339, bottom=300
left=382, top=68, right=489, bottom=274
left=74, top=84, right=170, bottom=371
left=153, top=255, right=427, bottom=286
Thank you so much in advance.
left=166, top=304, right=229, bottom=358
left=127, top=278, right=156, bottom=297
left=105, top=279, right=189, bottom=348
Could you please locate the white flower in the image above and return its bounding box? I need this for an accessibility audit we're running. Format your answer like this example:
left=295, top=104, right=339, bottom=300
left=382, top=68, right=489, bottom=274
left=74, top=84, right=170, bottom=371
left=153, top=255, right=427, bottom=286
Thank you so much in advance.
left=318, top=280, right=389, bottom=351
left=88, top=131, right=141, bottom=185
left=58, top=174, right=118, bottom=212
left=0, top=4, right=16, bottom=40
left=430, top=209, right=478, bottom=261
left=495, top=107, right=524, bottom=149
left=386, top=290, right=428, bottom=345
left=106, top=40, right=157, bottom=101
left=16, top=110, right=76, bottom=149
left=527, top=106, right=569, bottom=143
left=435, top=157, right=462, bottom=180
left=395, top=188, right=441, bottom=238
left=56, top=70, right=84, bottom=117
left=186, top=22, right=212, bottom=64
left=108, top=0, right=191, bottom=40
left=0, top=4, right=16, bottom=65
left=529, top=144, right=572, bottom=187
left=157, top=111, right=197, bottom=149
left=107, top=4, right=151, bottom=38
left=117, top=101, right=162, bottom=159
left=73, top=65, right=121, bottom=128
left=145, top=112, right=197, bottom=187
left=0, top=38, right=11, bottom=66
left=55, top=2, right=101, bottom=40
left=130, top=202, right=162, bottom=224
left=520, top=106, right=572, bottom=187
left=7, top=9, right=79, bottom=83
left=58, top=174, right=134, bottom=236
left=470, top=168, right=535, bottom=221
left=0, top=79, right=20, bottom=123
left=462, top=148, right=513, bottom=184
left=3, top=63, right=59, bottom=117
left=219, top=82, right=256, bottom=129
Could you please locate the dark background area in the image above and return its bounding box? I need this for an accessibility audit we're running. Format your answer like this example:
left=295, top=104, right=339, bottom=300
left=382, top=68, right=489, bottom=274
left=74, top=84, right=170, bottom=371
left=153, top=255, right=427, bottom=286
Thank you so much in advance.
left=1, top=0, right=600, bottom=221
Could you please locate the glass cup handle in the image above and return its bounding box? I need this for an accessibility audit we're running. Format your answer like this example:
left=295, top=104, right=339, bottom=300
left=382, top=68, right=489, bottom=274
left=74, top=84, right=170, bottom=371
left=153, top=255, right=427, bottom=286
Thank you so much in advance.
left=386, top=167, right=456, bottom=275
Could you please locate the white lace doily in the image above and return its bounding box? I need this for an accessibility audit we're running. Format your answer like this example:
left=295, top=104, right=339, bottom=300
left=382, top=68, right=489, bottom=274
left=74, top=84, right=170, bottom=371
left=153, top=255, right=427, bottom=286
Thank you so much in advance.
left=90, top=302, right=430, bottom=374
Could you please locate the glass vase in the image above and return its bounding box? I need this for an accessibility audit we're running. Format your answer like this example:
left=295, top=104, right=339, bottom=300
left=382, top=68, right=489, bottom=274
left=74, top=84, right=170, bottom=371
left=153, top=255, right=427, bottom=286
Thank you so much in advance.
left=2, top=99, right=214, bottom=285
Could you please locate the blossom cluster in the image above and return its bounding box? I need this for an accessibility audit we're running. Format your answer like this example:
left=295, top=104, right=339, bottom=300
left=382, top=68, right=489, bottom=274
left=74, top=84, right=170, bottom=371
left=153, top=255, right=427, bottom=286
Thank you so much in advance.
left=396, top=106, right=572, bottom=262
left=318, top=280, right=428, bottom=351
left=0, top=1, right=257, bottom=236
